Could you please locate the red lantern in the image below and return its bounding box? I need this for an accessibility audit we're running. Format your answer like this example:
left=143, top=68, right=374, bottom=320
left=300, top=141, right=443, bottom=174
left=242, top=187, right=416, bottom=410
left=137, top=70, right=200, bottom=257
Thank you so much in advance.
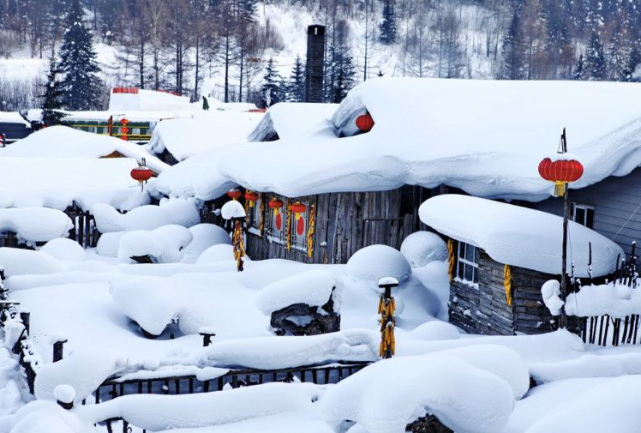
left=131, top=166, right=153, bottom=182
left=538, top=158, right=584, bottom=197
left=289, top=201, right=307, bottom=234
left=120, top=118, right=129, bottom=125
left=268, top=198, right=284, bottom=230
left=356, top=113, right=375, bottom=132
left=120, top=126, right=129, bottom=134
left=245, top=191, right=259, bottom=207
left=227, top=189, right=242, bottom=200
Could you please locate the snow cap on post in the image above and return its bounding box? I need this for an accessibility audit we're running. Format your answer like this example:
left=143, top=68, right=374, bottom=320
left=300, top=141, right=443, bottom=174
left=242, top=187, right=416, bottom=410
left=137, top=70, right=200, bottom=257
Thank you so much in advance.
left=378, top=277, right=399, bottom=288
left=221, top=200, right=246, bottom=220
left=54, top=384, right=75, bottom=410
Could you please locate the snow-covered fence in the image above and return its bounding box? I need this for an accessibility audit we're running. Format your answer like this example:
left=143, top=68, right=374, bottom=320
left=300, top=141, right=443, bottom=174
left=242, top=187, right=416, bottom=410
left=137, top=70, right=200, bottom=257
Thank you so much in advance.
left=0, top=269, right=41, bottom=394
left=93, top=362, right=369, bottom=404
left=65, top=204, right=100, bottom=248
left=578, top=314, right=641, bottom=346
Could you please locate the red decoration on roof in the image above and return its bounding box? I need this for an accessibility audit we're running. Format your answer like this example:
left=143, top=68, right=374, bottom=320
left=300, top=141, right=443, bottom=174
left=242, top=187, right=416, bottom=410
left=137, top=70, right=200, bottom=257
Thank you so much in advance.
left=356, top=113, right=375, bottom=132
left=112, top=88, right=139, bottom=94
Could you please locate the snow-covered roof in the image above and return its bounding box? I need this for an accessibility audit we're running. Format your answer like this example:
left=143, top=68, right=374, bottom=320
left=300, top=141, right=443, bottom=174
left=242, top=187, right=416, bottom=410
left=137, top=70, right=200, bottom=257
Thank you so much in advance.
left=419, top=195, right=624, bottom=277
left=0, top=157, right=150, bottom=210
left=0, top=126, right=168, bottom=173
left=248, top=102, right=338, bottom=142
left=0, top=111, right=30, bottom=126
left=109, top=88, right=192, bottom=112
left=62, top=110, right=184, bottom=123
left=146, top=111, right=264, bottom=161
left=164, top=78, right=641, bottom=203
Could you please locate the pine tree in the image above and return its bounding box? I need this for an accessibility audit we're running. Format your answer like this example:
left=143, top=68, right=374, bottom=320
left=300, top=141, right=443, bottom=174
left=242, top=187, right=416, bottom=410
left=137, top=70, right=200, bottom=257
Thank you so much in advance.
left=325, top=24, right=356, bottom=103
left=260, top=58, right=283, bottom=108
left=626, top=45, right=641, bottom=81
left=202, top=96, right=210, bottom=111
left=41, top=56, right=65, bottom=126
left=59, top=0, right=104, bottom=110
left=584, top=32, right=606, bottom=80
left=285, top=55, right=305, bottom=102
left=573, top=54, right=585, bottom=80
left=500, top=11, right=526, bottom=80
left=379, top=0, right=398, bottom=45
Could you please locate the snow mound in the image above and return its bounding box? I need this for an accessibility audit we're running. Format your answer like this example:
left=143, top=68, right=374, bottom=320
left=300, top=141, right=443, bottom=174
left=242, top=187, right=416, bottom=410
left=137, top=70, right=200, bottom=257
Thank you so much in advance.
left=0, top=401, right=90, bottom=433
left=35, top=348, right=126, bottom=402
left=409, top=321, right=461, bottom=341
left=0, top=208, right=73, bottom=244
left=110, top=278, right=179, bottom=336
left=93, top=199, right=200, bottom=233
left=40, top=239, right=85, bottom=262
left=420, top=195, right=623, bottom=277
left=80, top=383, right=321, bottom=431
left=180, top=224, right=232, bottom=263
left=400, top=231, right=448, bottom=268
left=565, top=282, right=641, bottom=318
left=117, top=225, right=193, bottom=263
left=531, top=353, right=641, bottom=384
left=525, top=376, right=641, bottom=433
left=346, top=245, right=411, bottom=282
left=321, top=354, right=515, bottom=433
left=189, top=329, right=377, bottom=370
left=53, top=385, right=75, bottom=404
left=256, top=270, right=340, bottom=315
left=541, top=280, right=564, bottom=316
left=0, top=248, right=65, bottom=276
left=195, top=244, right=235, bottom=264
left=221, top=200, right=246, bottom=219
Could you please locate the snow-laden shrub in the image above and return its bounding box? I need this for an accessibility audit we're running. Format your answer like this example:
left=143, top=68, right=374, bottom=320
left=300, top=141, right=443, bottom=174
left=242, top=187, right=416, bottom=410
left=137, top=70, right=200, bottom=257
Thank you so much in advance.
left=256, top=270, right=341, bottom=315
left=40, top=238, right=85, bottom=262
left=321, top=353, right=515, bottom=433
left=409, top=321, right=460, bottom=342
left=346, top=245, right=411, bottom=282
left=181, top=224, right=231, bottom=263
left=400, top=231, right=447, bottom=268
left=92, top=199, right=200, bottom=233
left=541, top=280, right=563, bottom=316
left=195, top=244, right=235, bottom=264
left=117, top=225, right=193, bottom=263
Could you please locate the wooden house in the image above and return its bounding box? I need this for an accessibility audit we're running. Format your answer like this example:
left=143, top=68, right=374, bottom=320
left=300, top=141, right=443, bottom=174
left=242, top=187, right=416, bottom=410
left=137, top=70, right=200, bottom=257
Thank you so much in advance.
left=419, top=195, right=624, bottom=335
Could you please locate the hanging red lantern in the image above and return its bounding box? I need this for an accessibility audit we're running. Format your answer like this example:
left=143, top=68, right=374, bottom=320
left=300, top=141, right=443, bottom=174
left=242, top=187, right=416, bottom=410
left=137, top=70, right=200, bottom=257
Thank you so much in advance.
left=120, top=118, right=129, bottom=125
left=289, top=202, right=307, bottom=220
left=356, top=113, right=375, bottom=132
left=538, top=158, right=584, bottom=196
left=245, top=191, right=259, bottom=207
left=268, top=198, right=284, bottom=230
left=227, top=189, right=242, bottom=200
left=131, top=166, right=153, bottom=182
left=121, top=126, right=129, bottom=134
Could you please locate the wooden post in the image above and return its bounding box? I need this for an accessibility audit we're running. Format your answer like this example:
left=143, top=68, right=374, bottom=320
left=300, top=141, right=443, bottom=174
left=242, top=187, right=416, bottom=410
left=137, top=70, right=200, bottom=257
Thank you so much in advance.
left=560, top=185, right=569, bottom=329
left=19, top=311, right=30, bottom=334
left=199, top=329, right=215, bottom=347
left=53, top=338, right=67, bottom=362
left=378, top=278, right=399, bottom=359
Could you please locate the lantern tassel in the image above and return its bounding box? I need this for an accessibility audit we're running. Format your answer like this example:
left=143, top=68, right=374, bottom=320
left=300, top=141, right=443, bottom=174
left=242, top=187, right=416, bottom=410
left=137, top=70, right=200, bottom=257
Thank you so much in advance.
left=554, top=181, right=566, bottom=197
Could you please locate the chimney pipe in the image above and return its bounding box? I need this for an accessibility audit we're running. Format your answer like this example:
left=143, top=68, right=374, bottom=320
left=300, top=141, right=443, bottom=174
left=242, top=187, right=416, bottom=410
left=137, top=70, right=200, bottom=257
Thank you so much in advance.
left=305, top=25, right=326, bottom=103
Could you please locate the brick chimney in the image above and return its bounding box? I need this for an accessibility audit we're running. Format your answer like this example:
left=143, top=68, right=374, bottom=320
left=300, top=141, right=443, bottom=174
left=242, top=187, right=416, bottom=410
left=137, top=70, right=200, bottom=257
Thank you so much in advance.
left=305, top=25, right=326, bottom=103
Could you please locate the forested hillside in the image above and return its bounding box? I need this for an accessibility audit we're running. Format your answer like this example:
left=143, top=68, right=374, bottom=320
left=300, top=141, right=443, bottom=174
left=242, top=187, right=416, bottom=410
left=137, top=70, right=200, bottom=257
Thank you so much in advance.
left=1, top=0, right=640, bottom=110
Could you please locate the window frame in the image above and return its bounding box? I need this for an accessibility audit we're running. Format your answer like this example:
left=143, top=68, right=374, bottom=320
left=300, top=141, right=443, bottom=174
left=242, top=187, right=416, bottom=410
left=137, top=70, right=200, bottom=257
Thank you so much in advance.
left=456, top=241, right=479, bottom=286
left=571, top=203, right=595, bottom=229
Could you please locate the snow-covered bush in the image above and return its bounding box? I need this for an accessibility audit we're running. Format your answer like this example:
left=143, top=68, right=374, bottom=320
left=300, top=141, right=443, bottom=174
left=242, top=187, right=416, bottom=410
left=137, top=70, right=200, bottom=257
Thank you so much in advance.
left=256, top=270, right=341, bottom=315
left=116, top=225, right=193, bottom=263
left=0, top=248, right=65, bottom=276
left=0, top=208, right=73, bottom=245
left=181, top=224, right=231, bottom=263
left=92, top=199, right=200, bottom=233
left=409, top=321, right=461, bottom=341
left=321, top=353, right=515, bottom=433
left=400, top=231, right=448, bottom=268
left=541, top=280, right=564, bottom=316
left=195, top=244, right=235, bottom=264
left=40, top=238, right=85, bottom=262
left=346, top=245, right=411, bottom=282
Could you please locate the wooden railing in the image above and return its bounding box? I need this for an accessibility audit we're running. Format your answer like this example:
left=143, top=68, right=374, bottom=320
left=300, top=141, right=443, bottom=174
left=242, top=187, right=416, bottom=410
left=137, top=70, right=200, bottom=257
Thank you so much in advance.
left=578, top=314, right=641, bottom=347
left=64, top=205, right=100, bottom=248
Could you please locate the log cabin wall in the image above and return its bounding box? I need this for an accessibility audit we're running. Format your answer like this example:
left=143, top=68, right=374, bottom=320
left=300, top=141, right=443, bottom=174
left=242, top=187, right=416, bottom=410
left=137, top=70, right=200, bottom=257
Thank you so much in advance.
left=449, top=247, right=554, bottom=335
left=246, top=185, right=435, bottom=264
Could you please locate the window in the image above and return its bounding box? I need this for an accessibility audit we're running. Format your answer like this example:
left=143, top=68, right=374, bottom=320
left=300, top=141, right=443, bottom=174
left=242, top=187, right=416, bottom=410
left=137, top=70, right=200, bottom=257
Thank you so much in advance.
left=572, top=203, right=595, bottom=229
left=456, top=242, right=479, bottom=285
left=247, top=195, right=264, bottom=236
left=266, top=200, right=286, bottom=243
left=290, top=205, right=308, bottom=251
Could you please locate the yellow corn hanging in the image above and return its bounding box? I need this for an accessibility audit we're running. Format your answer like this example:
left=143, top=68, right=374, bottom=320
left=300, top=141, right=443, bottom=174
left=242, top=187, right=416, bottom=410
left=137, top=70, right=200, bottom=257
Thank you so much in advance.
left=447, top=239, right=456, bottom=282
left=258, top=195, right=265, bottom=236
left=307, top=204, right=316, bottom=258
left=232, top=220, right=245, bottom=272
left=504, top=264, right=513, bottom=306
left=286, top=199, right=292, bottom=251
left=378, top=294, right=396, bottom=358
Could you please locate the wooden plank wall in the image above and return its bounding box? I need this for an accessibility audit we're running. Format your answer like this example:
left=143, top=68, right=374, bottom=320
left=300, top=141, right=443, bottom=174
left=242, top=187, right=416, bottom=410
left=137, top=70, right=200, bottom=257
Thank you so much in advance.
left=246, top=185, right=435, bottom=264
left=512, top=267, right=558, bottom=334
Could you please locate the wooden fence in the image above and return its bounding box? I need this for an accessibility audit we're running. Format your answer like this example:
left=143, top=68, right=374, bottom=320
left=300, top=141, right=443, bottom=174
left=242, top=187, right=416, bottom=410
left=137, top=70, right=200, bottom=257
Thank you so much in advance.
left=578, top=314, right=641, bottom=347
left=65, top=205, right=100, bottom=248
